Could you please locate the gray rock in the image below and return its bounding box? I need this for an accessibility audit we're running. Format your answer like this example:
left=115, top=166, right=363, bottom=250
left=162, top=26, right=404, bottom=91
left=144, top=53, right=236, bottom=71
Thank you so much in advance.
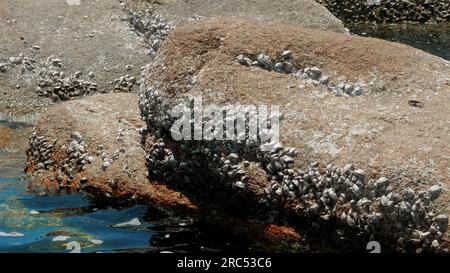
left=257, top=54, right=272, bottom=69
left=352, top=86, right=363, bottom=96
left=113, top=217, right=141, bottom=227
left=52, top=58, right=62, bottom=67
left=375, top=177, right=389, bottom=188
left=71, top=131, right=83, bottom=142
left=353, top=169, right=365, bottom=179
left=403, top=188, right=415, bottom=200
left=319, top=75, right=329, bottom=85
left=427, top=185, right=442, bottom=201
left=307, top=67, right=321, bottom=80
left=431, top=240, right=440, bottom=248
left=237, top=54, right=252, bottom=66
left=279, top=50, right=293, bottom=60
left=0, top=63, right=9, bottom=72
left=101, top=161, right=110, bottom=171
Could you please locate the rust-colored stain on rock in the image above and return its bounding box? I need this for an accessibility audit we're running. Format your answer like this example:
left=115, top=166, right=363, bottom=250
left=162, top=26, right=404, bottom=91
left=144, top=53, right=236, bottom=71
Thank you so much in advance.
left=0, top=126, right=12, bottom=149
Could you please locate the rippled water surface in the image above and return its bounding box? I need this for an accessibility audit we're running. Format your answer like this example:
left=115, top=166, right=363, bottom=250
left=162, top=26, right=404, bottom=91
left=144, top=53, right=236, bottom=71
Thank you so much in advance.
left=0, top=122, right=154, bottom=252
left=0, top=121, right=239, bottom=253
left=351, top=23, right=450, bottom=60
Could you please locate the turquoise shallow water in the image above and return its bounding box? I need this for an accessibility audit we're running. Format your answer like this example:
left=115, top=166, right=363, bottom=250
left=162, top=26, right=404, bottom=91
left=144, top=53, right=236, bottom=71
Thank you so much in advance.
left=0, top=183, right=153, bottom=253
left=351, top=23, right=450, bottom=60
left=0, top=121, right=239, bottom=253
left=0, top=122, right=157, bottom=253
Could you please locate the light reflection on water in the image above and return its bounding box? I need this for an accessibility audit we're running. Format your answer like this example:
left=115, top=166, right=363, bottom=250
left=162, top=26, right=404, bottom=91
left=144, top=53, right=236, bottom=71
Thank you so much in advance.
left=0, top=121, right=155, bottom=253
left=0, top=121, right=242, bottom=253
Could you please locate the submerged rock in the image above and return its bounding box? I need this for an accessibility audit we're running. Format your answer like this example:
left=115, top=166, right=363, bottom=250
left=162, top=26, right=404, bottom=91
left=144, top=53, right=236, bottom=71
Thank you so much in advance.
left=0, top=231, right=24, bottom=237
left=113, top=218, right=142, bottom=228
left=52, top=236, right=71, bottom=242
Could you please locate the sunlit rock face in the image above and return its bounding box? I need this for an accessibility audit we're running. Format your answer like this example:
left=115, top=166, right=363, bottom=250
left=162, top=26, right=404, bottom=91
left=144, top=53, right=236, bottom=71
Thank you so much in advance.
left=139, top=17, right=450, bottom=252
left=0, top=126, right=11, bottom=149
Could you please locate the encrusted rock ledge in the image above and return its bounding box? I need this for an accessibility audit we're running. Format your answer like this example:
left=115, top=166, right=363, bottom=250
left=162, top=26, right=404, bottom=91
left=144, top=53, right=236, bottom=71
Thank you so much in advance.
left=25, top=92, right=306, bottom=252
left=25, top=93, right=196, bottom=214
left=138, top=18, right=450, bottom=252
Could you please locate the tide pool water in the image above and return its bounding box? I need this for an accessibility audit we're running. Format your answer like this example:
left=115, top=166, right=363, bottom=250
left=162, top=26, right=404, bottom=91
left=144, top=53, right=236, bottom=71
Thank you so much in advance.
left=0, top=121, right=240, bottom=253
left=0, top=122, right=157, bottom=253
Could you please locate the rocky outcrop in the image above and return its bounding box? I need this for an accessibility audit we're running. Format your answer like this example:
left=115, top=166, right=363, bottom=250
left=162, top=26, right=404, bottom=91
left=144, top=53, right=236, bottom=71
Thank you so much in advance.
left=0, top=0, right=151, bottom=120
left=0, top=0, right=344, bottom=122
left=25, top=92, right=308, bottom=252
left=139, top=18, right=450, bottom=252
left=316, top=0, right=450, bottom=24
left=123, top=0, right=347, bottom=57
left=127, top=0, right=347, bottom=34
left=25, top=93, right=196, bottom=214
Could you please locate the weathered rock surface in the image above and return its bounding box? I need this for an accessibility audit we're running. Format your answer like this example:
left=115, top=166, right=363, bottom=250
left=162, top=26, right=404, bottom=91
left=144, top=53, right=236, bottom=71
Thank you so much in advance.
left=0, top=0, right=343, bottom=122
left=0, top=126, right=11, bottom=149
left=26, top=92, right=305, bottom=252
left=127, top=0, right=347, bottom=33
left=139, top=18, right=450, bottom=252
left=25, top=93, right=196, bottom=214
left=0, top=0, right=150, bottom=121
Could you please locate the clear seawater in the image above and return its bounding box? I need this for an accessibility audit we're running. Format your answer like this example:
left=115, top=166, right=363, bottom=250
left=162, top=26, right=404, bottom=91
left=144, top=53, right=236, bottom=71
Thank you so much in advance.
left=0, top=121, right=239, bottom=253
left=351, top=23, right=450, bottom=60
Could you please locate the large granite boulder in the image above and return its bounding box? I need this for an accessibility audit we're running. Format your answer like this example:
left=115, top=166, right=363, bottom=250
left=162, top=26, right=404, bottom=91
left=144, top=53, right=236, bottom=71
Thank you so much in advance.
left=0, top=0, right=345, bottom=122
left=139, top=18, right=450, bottom=252
left=139, top=0, right=346, bottom=33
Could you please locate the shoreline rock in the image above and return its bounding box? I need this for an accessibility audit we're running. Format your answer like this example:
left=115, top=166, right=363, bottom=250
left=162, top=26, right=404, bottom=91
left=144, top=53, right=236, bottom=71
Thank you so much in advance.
left=0, top=0, right=151, bottom=120
left=13, top=0, right=450, bottom=253
left=1, top=0, right=345, bottom=122
left=25, top=92, right=307, bottom=252
left=138, top=17, right=450, bottom=252
left=126, top=0, right=347, bottom=33
left=25, top=93, right=196, bottom=215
